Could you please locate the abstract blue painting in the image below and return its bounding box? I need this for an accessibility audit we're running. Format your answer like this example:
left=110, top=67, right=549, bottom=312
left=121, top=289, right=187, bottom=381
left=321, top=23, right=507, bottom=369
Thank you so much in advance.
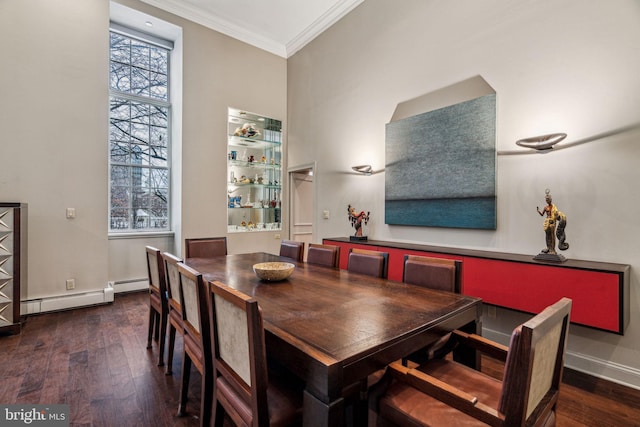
left=385, top=94, right=496, bottom=229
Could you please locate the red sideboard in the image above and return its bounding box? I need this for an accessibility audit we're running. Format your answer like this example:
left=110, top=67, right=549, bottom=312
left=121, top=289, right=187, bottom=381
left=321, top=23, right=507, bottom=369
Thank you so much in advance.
left=324, top=237, right=630, bottom=335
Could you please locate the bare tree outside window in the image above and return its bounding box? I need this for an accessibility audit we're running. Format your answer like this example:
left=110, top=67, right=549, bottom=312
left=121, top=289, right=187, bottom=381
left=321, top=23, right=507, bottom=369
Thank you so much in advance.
left=109, top=31, right=171, bottom=231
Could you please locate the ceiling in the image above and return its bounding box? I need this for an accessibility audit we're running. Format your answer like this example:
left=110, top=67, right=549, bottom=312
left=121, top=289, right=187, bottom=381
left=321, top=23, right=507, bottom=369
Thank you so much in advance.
left=139, top=0, right=364, bottom=58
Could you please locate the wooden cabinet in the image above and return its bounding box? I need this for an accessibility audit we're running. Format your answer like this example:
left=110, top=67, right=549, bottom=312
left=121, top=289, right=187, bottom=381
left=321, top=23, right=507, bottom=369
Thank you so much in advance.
left=324, top=237, right=630, bottom=334
left=0, top=203, right=27, bottom=334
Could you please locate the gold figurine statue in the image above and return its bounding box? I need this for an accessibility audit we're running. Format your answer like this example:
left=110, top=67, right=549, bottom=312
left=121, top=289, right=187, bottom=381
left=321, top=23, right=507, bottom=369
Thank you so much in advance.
left=535, top=189, right=569, bottom=262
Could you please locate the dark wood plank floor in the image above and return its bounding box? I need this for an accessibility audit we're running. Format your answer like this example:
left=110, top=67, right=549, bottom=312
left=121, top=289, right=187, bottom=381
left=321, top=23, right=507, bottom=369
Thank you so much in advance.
left=1, top=291, right=639, bottom=426
left=481, top=353, right=640, bottom=427
left=0, top=291, right=202, bottom=426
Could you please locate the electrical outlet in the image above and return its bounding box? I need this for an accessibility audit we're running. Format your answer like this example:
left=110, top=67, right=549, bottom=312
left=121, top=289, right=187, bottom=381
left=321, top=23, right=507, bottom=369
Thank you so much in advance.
left=66, top=279, right=75, bottom=290
left=274, top=233, right=281, bottom=239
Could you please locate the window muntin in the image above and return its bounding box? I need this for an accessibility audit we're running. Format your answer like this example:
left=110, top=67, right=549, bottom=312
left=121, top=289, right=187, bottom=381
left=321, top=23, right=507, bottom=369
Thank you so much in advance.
left=109, top=31, right=171, bottom=231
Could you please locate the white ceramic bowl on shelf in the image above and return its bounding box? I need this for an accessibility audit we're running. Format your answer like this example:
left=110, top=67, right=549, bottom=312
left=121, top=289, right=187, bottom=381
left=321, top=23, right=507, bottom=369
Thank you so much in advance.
left=253, top=262, right=295, bottom=281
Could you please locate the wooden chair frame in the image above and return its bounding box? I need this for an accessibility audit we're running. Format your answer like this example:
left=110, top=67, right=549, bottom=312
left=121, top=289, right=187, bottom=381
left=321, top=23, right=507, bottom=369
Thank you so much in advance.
left=185, top=237, right=227, bottom=259
left=347, top=248, right=389, bottom=278
left=210, top=280, right=270, bottom=426
left=279, top=240, right=305, bottom=262
left=209, top=280, right=302, bottom=427
left=307, top=243, right=340, bottom=268
left=402, top=254, right=462, bottom=293
left=177, top=262, right=213, bottom=426
left=145, top=246, right=168, bottom=367
left=161, top=251, right=183, bottom=375
left=372, top=297, right=572, bottom=427
left=401, top=255, right=462, bottom=365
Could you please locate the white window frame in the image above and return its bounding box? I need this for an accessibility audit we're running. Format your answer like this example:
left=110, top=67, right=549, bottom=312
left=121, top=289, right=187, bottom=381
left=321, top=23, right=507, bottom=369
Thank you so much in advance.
left=108, top=24, right=173, bottom=234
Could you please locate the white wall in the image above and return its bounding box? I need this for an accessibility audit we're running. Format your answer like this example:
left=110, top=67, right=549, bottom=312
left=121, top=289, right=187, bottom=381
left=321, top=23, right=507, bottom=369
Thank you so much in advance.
left=0, top=0, right=287, bottom=302
left=0, top=0, right=110, bottom=300
left=287, top=0, right=640, bottom=387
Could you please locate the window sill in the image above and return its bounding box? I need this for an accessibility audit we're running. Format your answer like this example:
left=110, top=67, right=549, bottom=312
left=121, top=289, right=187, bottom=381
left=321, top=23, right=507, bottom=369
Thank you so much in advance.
left=109, top=231, right=175, bottom=240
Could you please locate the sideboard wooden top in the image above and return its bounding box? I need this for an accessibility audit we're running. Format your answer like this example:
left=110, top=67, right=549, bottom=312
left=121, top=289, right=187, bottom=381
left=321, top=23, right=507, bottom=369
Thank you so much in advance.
left=324, top=237, right=630, bottom=273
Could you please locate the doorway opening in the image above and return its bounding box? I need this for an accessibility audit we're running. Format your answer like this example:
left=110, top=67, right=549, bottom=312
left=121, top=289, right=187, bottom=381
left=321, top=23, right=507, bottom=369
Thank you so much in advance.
left=288, top=163, right=316, bottom=260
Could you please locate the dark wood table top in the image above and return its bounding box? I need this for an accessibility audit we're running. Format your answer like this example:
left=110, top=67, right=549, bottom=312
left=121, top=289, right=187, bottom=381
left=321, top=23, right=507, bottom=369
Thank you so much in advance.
left=186, top=252, right=482, bottom=426
left=187, top=252, right=479, bottom=362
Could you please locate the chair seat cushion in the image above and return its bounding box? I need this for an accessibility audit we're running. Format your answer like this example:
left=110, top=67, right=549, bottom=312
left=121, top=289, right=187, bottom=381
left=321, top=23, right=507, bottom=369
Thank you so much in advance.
left=149, top=290, right=163, bottom=310
left=266, top=369, right=304, bottom=427
left=379, top=359, right=502, bottom=427
left=216, top=368, right=303, bottom=427
left=183, top=334, right=202, bottom=362
left=168, top=307, right=182, bottom=326
left=183, top=333, right=203, bottom=363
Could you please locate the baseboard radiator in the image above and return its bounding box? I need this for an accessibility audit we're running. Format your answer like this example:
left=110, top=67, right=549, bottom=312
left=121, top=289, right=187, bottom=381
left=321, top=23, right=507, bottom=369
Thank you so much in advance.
left=109, top=278, right=149, bottom=293
left=21, top=278, right=148, bottom=315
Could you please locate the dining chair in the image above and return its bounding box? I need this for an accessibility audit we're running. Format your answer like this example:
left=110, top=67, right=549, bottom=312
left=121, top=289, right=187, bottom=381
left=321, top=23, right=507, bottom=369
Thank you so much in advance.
left=370, top=297, right=572, bottom=427
left=306, top=243, right=340, bottom=268
left=402, top=255, right=461, bottom=364
left=345, top=247, right=390, bottom=423
left=177, top=262, right=213, bottom=426
left=209, top=279, right=304, bottom=427
left=162, top=251, right=184, bottom=376
left=402, top=254, right=461, bottom=293
left=279, top=240, right=305, bottom=262
left=347, top=248, right=389, bottom=278
left=145, top=246, right=168, bottom=367
left=185, top=237, right=227, bottom=258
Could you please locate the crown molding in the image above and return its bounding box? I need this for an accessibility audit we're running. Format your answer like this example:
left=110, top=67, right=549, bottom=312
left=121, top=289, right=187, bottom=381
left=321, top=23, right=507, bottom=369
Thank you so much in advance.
left=139, top=0, right=363, bottom=58
left=139, top=0, right=284, bottom=56
left=286, top=0, right=364, bottom=57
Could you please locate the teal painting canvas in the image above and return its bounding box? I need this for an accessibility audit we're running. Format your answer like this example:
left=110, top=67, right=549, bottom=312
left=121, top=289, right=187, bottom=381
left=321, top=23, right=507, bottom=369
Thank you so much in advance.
left=385, top=94, right=496, bottom=229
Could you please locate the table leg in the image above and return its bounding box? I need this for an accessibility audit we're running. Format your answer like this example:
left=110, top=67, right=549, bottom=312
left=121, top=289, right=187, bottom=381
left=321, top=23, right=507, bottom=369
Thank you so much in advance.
left=453, top=318, right=482, bottom=369
left=303, top=390, right=345, bottom=427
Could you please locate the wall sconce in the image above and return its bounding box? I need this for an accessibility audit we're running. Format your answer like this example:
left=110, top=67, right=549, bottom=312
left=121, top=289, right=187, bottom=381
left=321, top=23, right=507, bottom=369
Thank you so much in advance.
left=352, top=164, right=373, bottom=175
left=515, top=133, right=567, bottom=152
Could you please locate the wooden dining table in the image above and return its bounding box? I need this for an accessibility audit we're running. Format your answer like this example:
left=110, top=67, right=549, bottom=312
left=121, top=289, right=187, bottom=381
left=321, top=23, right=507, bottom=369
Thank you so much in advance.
left=186, top=252, right=482, bottom=427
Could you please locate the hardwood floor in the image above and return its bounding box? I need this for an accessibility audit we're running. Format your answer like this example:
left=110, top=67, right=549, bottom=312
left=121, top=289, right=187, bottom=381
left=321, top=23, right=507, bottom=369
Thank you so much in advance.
left=0, top=291, right=202, bottom=426
left=1, top=291, right=639, bottom=426
left=481, top=355, right=640, bottom=427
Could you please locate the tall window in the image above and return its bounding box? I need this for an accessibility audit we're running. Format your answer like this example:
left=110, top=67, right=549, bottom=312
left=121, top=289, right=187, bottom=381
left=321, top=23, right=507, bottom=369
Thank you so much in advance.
left=109, top=29, right=171, bottom=231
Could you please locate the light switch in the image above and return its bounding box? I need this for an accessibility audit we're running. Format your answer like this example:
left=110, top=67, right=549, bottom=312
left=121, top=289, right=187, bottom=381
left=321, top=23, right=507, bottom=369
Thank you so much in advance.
left=323, top=210, right=330, bottom=219
left=66, top=208, right=76, bottom=219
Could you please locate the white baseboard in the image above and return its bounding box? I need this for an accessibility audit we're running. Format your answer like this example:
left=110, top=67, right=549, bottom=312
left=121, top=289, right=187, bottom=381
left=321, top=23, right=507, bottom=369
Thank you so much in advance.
left=483, top=327, right=640, bottom=391
left=564, top=351, right=640, bottom=391
left=20, top=280, right=147, bottom=316
left=21, top=285, right=115, bottom=315
left=109, top=279, right=149, bottom=293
